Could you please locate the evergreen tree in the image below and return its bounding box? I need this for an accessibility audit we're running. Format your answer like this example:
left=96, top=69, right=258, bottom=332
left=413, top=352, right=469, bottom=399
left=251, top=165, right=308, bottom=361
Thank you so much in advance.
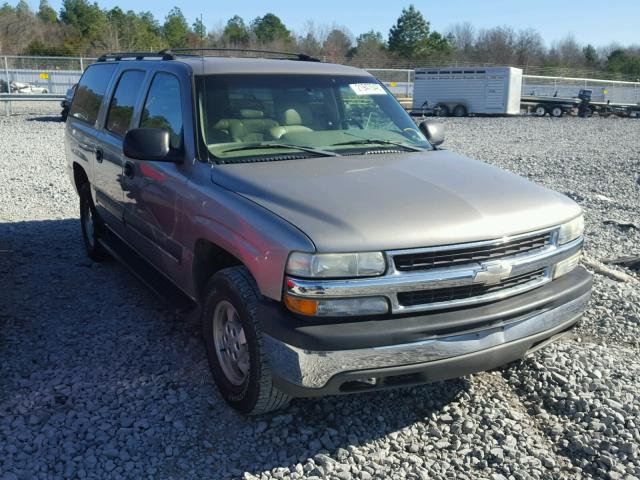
left=37, top=0, right=57, bottom=23
left=163, top=7, right=189, bottom=48
left=222, top=15, right=249, bottom=45
left=250, top=13, right=291, bottom=44
left=15, top=0, right=31, bottom=16
left=388, top=5, right=449, bottom=57
left=192, top=17, right=206, bottom=40
left=583, top=44, right=598, bottom=68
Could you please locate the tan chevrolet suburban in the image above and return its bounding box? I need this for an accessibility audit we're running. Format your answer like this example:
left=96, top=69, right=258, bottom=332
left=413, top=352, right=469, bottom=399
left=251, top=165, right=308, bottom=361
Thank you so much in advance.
left=65, top=49, right=592, bottom=414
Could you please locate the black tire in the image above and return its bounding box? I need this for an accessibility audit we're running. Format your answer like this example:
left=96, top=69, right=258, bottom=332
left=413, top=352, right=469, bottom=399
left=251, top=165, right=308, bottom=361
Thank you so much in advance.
left=202, top=266, right=290, bottom=415
left=533, top=104, right=547, bottom=117
left=79, top=183, right=110, bottom=261
left=61, top=108, right=68, bottom=121
left=550, top=105, right=564, bottom=118
left=435, top=104, right=450, bottom=117
left=452, top=105, right=467, bottom=117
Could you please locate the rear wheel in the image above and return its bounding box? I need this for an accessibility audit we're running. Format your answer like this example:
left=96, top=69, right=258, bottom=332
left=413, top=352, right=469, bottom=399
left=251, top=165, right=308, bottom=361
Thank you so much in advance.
left=534, top=104, right=547, bottom=117
left=79, top=183, right=110, bottom=261
left=452, top=105, right=467, bottom=117
left=202, top=266, right=290, bottom=415
left=550, top=105, right=564, bottom=118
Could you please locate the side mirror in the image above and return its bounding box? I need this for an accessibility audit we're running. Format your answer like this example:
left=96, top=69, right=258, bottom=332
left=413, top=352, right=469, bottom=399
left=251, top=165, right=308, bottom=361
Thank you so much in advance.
left=419, top=121, right=445, bottom=147
left=123, top=128, right=182, bottom=162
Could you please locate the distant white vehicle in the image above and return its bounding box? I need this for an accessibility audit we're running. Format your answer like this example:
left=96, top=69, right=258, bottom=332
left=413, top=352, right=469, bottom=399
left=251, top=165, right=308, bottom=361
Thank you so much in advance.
left=10, top=81, right=48, bottom=94
left=412, top=67, right=523, bottom=116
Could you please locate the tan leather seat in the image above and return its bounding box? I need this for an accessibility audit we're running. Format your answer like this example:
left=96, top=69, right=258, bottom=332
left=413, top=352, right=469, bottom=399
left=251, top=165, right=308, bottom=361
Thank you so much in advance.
left=270, top=105, right=313, bottom=139
left=211, top=109, right=279, bottom=143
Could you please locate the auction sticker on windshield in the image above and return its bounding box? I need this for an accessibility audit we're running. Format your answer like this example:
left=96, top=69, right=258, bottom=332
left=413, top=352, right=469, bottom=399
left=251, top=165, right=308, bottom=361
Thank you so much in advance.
left=349, top=83, right=387, bottom=96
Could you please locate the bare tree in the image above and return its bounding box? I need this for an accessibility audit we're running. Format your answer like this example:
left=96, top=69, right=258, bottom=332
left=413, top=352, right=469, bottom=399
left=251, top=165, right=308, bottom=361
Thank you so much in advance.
left=549, top=34, right=584, bottom=67
left=515, top=28, right=545, bottom=67
left=474, top=26, right=516, bottom=65
left=447, top=22, right=475, bottom=58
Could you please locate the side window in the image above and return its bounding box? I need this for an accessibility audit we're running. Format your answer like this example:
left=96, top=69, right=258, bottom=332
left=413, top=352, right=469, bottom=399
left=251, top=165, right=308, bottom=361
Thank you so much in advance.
left=140, top=73, right=183, bottom=150
left=70, top=63, right=117, bottom=125
left=105, top=70, right=146, bottom=137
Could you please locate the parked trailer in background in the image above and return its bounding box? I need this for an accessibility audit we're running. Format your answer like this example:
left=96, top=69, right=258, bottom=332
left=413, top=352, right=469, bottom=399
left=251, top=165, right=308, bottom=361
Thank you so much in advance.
left=412, top=67, right=523, bottom=116
left=522, top=75, right=640, bottom=118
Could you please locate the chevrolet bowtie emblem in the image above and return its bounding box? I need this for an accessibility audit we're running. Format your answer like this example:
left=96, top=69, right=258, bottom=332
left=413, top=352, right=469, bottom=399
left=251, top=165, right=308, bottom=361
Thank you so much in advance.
left=474, top=261, right=513, bottom=285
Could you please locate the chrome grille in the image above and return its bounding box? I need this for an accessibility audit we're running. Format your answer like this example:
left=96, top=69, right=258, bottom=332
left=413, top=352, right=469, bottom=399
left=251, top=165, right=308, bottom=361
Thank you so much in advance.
left=393, top=231, right=553, bottom=272
left=397, top=268, right=547, bottom=307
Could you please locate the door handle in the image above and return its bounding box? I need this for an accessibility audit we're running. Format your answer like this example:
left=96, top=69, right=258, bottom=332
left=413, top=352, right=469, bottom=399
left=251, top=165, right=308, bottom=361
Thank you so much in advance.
left=95, top=147, right=103, bottom=163
left=123, top=161, right=135, bottom=178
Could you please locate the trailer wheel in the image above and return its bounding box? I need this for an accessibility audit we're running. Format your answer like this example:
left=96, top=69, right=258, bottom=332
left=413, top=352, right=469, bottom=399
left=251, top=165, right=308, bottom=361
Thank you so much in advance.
left=550, top=106, right=564, bottom=118
left=453, top=105, right=467, bottom=117
left=435, top=104, right=450, bottom=117
left=534, top=105, right=547, bottom=117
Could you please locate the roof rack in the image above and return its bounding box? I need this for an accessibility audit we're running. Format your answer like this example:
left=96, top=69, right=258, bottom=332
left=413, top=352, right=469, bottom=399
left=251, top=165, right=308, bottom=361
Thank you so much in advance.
left=160, top=48, right=320, bottom=62
left=97, top=51, right=176, bottom=62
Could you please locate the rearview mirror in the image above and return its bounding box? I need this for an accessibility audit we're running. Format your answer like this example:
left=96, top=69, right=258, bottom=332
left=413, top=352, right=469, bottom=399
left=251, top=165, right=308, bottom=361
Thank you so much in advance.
left=419, top=121, right=445, bottom=147
left=123, top=128, right=182, bottom=162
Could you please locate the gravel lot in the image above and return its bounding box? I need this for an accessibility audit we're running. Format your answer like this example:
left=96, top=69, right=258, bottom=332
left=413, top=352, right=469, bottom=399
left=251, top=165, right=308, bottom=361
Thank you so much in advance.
left=0, top=110, right=639, bottom=480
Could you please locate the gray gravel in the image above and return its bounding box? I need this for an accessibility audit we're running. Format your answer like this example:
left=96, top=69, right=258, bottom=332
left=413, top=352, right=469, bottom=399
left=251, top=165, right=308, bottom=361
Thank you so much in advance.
left=1, top=111, right=639, bottom=479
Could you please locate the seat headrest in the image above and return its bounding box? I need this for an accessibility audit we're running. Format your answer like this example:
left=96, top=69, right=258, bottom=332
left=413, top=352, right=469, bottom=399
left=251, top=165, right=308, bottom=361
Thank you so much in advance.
left=282, top=104, right=311, bottom=126
left=239, top=109, right=264, bottom=119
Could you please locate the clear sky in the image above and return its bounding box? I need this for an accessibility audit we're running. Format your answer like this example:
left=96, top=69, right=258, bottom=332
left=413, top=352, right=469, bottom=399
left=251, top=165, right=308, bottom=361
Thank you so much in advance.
left=34, top=0, right=639, bottom=47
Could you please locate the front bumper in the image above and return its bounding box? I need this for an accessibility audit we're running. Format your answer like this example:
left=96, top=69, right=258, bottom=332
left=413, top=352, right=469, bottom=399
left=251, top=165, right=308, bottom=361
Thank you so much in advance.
left=262, top=267, right=592, bottom=396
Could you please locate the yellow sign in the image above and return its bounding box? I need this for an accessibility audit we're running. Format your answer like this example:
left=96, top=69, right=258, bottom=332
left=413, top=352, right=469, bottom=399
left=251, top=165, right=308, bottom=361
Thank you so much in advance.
left=603, top=89, right=609, bottom=95
left=390, top=81, right=397, bottom=87
left=39, top=72, right=49, bottom=80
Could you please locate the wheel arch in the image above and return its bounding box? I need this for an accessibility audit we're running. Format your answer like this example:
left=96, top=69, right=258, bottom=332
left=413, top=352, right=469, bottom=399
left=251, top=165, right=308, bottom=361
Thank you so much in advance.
left=192, top=239, right=245, bottom=301
left=72, top=162, right=89, bottom=194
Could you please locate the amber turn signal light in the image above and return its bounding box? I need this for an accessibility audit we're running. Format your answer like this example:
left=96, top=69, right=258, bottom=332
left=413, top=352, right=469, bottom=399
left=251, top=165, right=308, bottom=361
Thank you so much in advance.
left=284, top=294, right=318, bottom=316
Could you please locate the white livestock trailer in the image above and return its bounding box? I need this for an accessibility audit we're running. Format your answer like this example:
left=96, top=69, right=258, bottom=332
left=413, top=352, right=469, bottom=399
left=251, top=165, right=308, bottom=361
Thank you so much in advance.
left=412, top=67, right=523, bottom=116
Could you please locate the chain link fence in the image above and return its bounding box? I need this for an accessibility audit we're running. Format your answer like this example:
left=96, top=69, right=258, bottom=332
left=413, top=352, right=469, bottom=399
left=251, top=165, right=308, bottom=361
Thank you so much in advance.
left=2, top=54, right=639, bottom=111
left=1, top=55, right=97, bottom=94
left=365, top=69, right=413, bottom=97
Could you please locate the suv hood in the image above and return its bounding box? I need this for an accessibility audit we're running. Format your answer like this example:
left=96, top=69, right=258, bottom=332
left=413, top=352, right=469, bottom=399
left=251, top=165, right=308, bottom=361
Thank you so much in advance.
left=211, top=150, right=581, bottom=252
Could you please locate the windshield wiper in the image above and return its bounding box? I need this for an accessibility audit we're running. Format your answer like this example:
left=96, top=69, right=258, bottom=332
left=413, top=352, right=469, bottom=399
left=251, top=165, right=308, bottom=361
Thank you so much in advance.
left=331, top=135, right=425, bottom=152
left=221, top=142, right=338, bottom=157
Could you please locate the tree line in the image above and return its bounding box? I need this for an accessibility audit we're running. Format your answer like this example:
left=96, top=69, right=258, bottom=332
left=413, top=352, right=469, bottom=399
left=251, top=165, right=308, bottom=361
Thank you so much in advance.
left=0, top=1, right=638, bottom=80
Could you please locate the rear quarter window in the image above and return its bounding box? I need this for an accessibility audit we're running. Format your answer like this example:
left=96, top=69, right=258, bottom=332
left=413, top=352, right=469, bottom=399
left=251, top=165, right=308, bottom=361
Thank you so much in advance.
left=70, top=63, right=117, bottom=125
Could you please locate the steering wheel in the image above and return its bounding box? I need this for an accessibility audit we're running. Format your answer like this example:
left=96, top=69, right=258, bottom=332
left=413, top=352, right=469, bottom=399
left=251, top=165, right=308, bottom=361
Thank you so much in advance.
left=345, top=117, right=364, bottom=129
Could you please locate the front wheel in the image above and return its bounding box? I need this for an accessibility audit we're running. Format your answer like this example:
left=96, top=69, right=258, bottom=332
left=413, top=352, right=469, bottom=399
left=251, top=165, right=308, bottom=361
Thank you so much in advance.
left=533, top=104, right=547, bottom=117
left=202, top=267, right=290, bottom=415
left=435, top=104, right=450, bottom=117
left=79, top=183, right=110, bottom=261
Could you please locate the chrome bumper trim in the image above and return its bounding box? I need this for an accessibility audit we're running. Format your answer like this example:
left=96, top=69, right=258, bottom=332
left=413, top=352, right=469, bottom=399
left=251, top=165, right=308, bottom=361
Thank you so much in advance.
left=286, top=237, right=583, bottom=314
left=264, top=290, right=590, bottom=389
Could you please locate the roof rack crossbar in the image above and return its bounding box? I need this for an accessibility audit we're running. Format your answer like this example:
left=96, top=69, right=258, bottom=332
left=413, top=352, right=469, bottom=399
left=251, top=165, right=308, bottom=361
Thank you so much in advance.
left=159, top=48, right=320, bottom=62
left=97, top=51, right=175, bottom=62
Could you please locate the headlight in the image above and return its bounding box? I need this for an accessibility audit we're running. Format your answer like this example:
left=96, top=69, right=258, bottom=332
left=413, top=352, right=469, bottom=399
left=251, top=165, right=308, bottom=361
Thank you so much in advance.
left=553, top=251, right=582, bottom=279
left=286, top=252, right=386, bottom=278
left=284, top=295, right=389, bottom=317
left=557, top=215, right=584, bottom=245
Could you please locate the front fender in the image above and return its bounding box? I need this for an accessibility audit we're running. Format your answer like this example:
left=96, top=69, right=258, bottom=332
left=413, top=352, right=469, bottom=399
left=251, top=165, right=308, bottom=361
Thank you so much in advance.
left=183, top=178, right=315, bottom=301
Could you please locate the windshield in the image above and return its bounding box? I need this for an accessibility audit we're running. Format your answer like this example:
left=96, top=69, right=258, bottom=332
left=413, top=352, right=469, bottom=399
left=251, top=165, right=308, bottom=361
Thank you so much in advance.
left=197, top=74, right=430, bottom=162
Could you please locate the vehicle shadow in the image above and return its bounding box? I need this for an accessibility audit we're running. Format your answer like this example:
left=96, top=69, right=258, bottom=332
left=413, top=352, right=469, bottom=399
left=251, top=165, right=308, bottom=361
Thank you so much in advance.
left=26, top=115, right=64, bottom=123
left=0, top=218, right=467, bottom=478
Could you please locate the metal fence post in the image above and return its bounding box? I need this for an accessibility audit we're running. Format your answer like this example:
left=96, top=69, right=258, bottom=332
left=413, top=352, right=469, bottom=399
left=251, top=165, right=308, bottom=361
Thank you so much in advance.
left=79, top=56, right=84, bottom=72
left=3, top=56, right=10, bottom=115
left=407, top=69, right=411, bottom=97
